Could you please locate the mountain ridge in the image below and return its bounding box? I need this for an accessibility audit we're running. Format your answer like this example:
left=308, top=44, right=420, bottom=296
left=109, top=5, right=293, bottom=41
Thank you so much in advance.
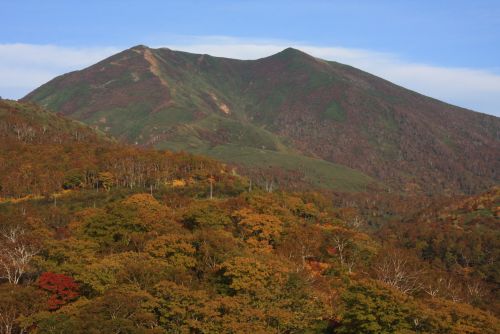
left=23, top=45, right=500, bottom=194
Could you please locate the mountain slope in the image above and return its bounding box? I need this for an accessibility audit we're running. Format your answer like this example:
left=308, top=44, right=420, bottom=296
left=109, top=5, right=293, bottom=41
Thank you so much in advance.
left=23, top=46, right=500, bottom=194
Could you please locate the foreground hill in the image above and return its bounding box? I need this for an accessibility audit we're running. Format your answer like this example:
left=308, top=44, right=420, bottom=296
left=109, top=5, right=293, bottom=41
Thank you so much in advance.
left=1, top=99, right=499, bottom=333
left=0, top=99, right=243, bottom=199
left=24, top=45, right=500, bottom=194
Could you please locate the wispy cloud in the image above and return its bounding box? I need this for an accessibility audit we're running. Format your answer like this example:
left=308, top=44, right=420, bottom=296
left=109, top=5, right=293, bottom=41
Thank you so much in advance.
left=0, top=44, right=118, bottom=98
left=1, top=38, right=499, bottom=116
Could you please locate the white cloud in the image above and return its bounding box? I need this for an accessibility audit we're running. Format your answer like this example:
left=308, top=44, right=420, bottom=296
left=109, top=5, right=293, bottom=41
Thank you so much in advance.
left=1, top=39, right=499, bottom=117
left=0, top=44, right=118, bottom=96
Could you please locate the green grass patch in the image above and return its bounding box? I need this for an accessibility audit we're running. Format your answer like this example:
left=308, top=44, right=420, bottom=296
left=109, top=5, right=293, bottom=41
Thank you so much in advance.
left=186, top=144, right=375, bottom=192
left=323, top=100, right=346, bottom=122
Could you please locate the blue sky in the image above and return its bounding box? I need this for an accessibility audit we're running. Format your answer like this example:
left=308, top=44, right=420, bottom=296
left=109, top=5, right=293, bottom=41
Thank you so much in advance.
left=1, top=0, right=499, bottom=116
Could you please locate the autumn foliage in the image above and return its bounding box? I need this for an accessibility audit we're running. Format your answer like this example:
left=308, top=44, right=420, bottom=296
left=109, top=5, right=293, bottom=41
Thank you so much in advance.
left=37, top=272, right=80, bottom=310
left=0, top=100, right=498, bottom=333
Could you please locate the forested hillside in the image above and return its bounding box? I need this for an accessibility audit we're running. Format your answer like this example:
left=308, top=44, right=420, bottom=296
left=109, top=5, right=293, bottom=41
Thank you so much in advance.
left=1, top=100, right=499, bottom=333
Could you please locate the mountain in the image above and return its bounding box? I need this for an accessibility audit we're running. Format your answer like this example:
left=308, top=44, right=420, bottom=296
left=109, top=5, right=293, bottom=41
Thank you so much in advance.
left=23, top=45, right=500, bottom=194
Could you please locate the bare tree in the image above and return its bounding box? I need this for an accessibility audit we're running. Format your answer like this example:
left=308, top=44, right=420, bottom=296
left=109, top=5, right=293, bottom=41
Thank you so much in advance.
left=0, top=303, right=16, bottom=334
left=465, top=280, right=485, bottom=303
left=209, top=175, right=214, bottom=199
left=0, top=226, right=39, bottom=284
left=424, top=278, right=441, bottom=298
left=443, top=277, right=463, bottom=303
left=375, top=250, right=424, bottom=294
left=332, top=235, right=349, bottom=267
left=331, top=229, right=358, bottom=273
left=347, top=216, right=363, bottom=229
left=424, top=276, right=465, bottom=302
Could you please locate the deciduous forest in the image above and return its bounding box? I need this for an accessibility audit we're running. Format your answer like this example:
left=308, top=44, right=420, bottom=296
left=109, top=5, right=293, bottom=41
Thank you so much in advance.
left=1, top=100, right=499, bottom=333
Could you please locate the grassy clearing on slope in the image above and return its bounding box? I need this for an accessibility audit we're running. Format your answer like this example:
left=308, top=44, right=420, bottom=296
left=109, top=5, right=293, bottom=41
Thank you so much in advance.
left=189, top=144, right=375, bottom=192
left=193, top=114, right=289, bottom=151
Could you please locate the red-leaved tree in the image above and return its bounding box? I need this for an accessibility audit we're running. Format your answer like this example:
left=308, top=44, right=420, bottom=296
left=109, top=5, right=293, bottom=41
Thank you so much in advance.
left=37, top=272, right=80, bottom=310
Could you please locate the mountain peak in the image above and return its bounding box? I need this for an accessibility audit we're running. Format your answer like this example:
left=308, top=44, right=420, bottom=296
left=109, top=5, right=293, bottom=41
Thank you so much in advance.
left=274, top=47, right=311, bottom=57
left=264, top=47, right=318, bottom=64
left=130, top=44, right=150, bottom=51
